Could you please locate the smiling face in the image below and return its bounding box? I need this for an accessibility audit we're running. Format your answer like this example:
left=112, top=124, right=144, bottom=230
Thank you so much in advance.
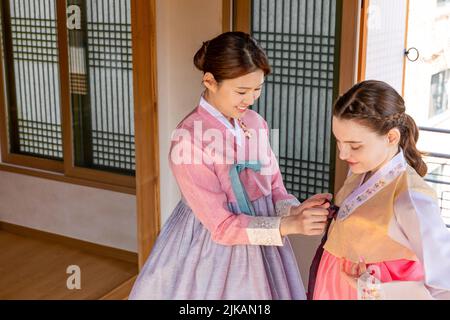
left=202, top=69, right=265, bottom=120
left=332, top=116, right=400, bottom=175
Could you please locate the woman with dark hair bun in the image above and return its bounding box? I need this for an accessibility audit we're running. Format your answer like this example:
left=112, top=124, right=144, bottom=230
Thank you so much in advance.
left=129, top=32, right=332, bottom=300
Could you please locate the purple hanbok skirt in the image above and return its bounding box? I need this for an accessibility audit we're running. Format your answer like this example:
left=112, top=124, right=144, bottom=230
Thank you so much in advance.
left=128, top=195, right=305, bottom=300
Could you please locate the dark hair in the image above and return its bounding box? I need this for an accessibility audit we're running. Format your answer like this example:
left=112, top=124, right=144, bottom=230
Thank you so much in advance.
left=193, top=32, right=271, bottom=82
left=333, top=80, right=427, bottom=177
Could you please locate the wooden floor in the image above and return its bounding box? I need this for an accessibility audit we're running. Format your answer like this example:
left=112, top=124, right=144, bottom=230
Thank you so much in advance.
left=0, top=230, right=138, bottom=299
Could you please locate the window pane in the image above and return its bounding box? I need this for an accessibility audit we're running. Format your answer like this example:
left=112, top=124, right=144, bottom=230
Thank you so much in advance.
left=430, top=69, right=449, bottom=118
left=2, top=0, right=63, bottom=159
left=68, top=0, right=134, bottom=175
left=250, top=0, right=339, bottom=200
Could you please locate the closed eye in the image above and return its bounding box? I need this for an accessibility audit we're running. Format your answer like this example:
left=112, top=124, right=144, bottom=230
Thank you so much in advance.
left=236, top=88, right=262, bottom=95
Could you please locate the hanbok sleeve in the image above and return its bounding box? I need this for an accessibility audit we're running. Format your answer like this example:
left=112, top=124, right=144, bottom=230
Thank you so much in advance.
left=261, top=120, right=300, bottom=216
left=361, top=188, right=450, bottom=299
left=169, top=137, right=284, bottom=246
left=393, top=188, right=450, bottom=299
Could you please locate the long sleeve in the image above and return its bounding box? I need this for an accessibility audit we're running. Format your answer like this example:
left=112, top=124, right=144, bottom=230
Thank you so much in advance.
left=392, top=188, right=450, bottom=299
left=359, top=188, right=450, bottom=299
left=169, top=137, right=284, bottom=246
left=356, top=187, right=450, bottom=300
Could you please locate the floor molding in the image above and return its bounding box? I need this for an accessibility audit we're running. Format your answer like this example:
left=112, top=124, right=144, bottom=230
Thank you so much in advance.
left=0, top=221, right=138, bottom=264
left=100, top=275, right=137, bottom=300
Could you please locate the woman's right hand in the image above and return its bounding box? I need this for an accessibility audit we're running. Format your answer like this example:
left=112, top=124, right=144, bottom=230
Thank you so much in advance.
left=280, top=198, right=330, bottom=236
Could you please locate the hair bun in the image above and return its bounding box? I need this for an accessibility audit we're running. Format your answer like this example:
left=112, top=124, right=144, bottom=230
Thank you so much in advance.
left=192, top=32, right=271, bottom=81
left=193, top=41, right=210, bottom=71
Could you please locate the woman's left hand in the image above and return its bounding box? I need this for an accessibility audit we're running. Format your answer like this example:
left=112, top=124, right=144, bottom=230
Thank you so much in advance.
left=301, top=193, right=333, bottom=208
left=290, top=193, right=333, bottom=216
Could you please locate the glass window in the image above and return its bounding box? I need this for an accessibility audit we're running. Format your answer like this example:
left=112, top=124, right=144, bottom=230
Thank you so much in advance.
left=430, top=69, right=450, bottom=118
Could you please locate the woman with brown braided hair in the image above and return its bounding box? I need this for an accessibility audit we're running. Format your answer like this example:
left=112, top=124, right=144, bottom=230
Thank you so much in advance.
left=310, top=80, right=450, bottom=300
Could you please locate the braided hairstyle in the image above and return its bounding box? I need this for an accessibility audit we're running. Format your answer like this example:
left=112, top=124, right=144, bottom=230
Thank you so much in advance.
left=333, top=80, right=427, bottom=177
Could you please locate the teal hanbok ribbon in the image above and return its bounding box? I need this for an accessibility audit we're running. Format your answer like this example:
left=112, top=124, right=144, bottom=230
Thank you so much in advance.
left=229, top=161, right=261, bottom=216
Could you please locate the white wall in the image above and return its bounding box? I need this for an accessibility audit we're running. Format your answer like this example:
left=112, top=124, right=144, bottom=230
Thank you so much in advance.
left=156, top=0, right=223, bottom=223
left=0, top=171, right=137, bottom=251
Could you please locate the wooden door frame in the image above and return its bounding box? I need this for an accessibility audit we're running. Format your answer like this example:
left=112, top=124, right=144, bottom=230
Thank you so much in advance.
left=357, top=0, right=370, bottom=82
left=223, top=0, right=232, bottom=32
left=223, top=0, right=252, bottom=33
left=402, top=0, right=410, bottom=97
left=333, top=0, right=360, bottom=192
left=225, top=0, right=360, bottom=193
left=131, top=0, right=160, bottom=270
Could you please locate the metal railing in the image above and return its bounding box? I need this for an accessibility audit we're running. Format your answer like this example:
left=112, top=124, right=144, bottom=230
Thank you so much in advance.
left=419, top=126, right=450, bottom=227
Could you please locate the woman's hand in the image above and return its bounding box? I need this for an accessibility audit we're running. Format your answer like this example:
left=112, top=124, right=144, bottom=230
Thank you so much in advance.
left=280, top=193, right=332, bottom=236
left=291, top=193, right=333, bottom=217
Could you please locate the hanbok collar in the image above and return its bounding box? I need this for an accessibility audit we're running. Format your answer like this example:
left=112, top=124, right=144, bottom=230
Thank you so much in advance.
left=338, top=149, right=407, bottom=220
left=199, top=95, right=242, bottom=146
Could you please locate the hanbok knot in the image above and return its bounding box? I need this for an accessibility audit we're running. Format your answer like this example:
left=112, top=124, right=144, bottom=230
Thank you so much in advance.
left=229, top=161, right=261, bottom=216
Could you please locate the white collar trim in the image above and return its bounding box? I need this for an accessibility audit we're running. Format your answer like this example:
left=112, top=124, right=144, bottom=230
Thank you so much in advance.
left=199, top=95, right=242, bottom=146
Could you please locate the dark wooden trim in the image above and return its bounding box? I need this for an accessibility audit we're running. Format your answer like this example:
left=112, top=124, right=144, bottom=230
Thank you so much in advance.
left=131, top=0, right=160, bottom=269
left=0, top=221, right=138, bottom=264
left=65, top=166, right=136, bottom=189
left=2, top=153, right=63, bottom=172
left=0, top=0, right=19, bottom=154
left=0, top=162, right=135, bottom=194
left=0, top=34, right=8, bottom=163
left=334, top=0, right=360, bottom=192
left=222, top=0, right=232, bottom=32
left=56, top=0, right=76, bottom=177
left=0, top=18, right=7, bottom=162
left=232, top=0, right=251, bottom=33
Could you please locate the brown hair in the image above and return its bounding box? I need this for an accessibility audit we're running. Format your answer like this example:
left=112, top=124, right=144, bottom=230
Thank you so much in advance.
left=193, top=32, right=271, bottom=82
left=333, top=80, right=427, bottom=177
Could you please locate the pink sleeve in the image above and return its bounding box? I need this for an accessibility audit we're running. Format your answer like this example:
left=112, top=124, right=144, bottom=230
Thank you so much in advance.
left=169, top=137, right=283, bottom=246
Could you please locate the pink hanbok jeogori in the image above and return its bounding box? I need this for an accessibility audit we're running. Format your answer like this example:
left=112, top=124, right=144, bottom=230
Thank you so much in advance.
left=129, top=97, right=305, bottom=299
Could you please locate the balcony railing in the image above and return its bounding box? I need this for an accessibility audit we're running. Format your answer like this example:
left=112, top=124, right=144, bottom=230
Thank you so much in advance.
left=420, top=126, right=450, bottom=227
